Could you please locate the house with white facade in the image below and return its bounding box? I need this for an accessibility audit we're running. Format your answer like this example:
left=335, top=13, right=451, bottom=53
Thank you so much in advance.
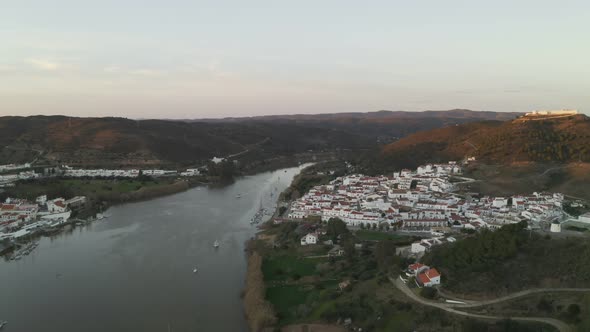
left=300, top=233, right=319, bottom=246
left=417, top=268, right=441, bottom=287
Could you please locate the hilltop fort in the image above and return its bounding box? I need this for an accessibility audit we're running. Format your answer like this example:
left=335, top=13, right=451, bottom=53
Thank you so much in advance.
left=524, top=109, right=578, bottom=117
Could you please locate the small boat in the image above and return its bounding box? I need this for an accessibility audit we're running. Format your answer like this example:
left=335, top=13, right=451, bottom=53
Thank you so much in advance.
left=193, top=267, right=198, bottom=273
left=213, top=240, right=220, bottom=248
left=235, top=194, right=241, bottom=199
left=0, top=321, right=7, bottom=329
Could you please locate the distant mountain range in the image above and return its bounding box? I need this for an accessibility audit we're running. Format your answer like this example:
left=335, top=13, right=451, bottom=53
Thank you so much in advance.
left=0, top=110, right=522, bottom=167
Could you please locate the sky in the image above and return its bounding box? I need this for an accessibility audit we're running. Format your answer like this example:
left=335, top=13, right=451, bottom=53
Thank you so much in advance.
left=1, top=0, right=589, bottom=119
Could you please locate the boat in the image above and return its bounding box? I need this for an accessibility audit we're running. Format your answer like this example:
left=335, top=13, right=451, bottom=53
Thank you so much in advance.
left=213, top=240, right=220, bottom=248
left=193, top=267, right=198, bottom=273
left=235, top=194, right=241, bottom=199
left=0, top=321, right=7, bottom=329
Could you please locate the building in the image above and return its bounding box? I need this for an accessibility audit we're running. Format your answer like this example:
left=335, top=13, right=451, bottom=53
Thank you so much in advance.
left=407, top=263, right=429, bottom=276
left=550, top=221, right=561, bottom=233
left=47, top=198, right=67, bottom=213
left=524, top=109, right=578, bottom=117
left=416, top=268, right=441, bottom=287
left=578, top=212, right=590, bottom=224
left=300, top=233, right=318, bottom=246
left=65, top=196, right=87, bottom=208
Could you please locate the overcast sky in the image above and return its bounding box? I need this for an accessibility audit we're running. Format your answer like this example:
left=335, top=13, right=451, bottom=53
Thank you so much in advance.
left=1, top=0, right=588, bottom=118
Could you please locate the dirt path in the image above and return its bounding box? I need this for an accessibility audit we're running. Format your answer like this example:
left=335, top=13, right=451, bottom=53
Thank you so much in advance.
left=446, top=287, right=590, bottom=309
left=391, top=277, right=573, bottom=332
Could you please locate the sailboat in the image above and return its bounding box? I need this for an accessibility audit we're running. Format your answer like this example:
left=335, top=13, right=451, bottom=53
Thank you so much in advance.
left=213, top=240, right=220, bottom=248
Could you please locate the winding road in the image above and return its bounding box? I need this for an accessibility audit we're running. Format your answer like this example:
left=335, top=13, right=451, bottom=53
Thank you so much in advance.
left=391, top=277, right=590, bottom=332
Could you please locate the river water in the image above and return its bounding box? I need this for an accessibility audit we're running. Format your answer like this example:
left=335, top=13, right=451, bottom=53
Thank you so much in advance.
left=0, top=165, right=305, bottom=332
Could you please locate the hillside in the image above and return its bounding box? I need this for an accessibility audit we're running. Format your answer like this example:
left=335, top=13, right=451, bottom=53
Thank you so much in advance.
left=0, top=110, right=519, bottom=167
left=199, top=109, right=522, bottom=144
left=0, top=116, right=373, bottom=167
left=381, top=114, right=590, bottom=168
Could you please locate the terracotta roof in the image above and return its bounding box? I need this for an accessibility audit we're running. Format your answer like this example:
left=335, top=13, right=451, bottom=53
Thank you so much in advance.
left=417, top=273, right=430, bottom=284
left=408, top=263, right=425, bottom=271
left=426, top=268, right=440, bottom=279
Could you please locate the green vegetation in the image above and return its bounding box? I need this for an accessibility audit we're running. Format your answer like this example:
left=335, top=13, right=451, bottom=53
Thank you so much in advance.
left=463, top=292, right=590, bottom=331
left=262, top=255, right=323, bottom=282
left=460, top=319, right=556, bottom=332
left=563, top=201, right=589, bottom=217
left=355, top=230, right=419, bottom=245
left=423, top=221, right=590, bottom=295
left=565, top=225, right=589, bottom=232
left=250, top=219, right=562, bottom=331
left=1, top=177, right=172, bottom=201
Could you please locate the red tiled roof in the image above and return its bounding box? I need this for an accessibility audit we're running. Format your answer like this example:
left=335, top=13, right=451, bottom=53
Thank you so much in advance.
left=408, top=263, right=425, bottom=271
left=417, top=273, right=430, bottom=284
left=426, top=268, right=440, bottom=279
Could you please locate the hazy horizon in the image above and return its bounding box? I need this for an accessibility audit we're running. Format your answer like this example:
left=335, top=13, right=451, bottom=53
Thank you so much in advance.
left=2, top=1, right=588, bottom=118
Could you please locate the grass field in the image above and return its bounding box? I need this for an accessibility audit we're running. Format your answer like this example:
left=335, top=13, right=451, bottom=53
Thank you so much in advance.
left=266, top=281, right=339, bottom=325
left=262, top=255, right=325, bottom=281
left=355, top=230, right=419, bottom=245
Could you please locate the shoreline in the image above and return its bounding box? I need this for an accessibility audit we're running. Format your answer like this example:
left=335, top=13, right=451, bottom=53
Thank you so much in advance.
left=242, top=162, right=321, bottom=331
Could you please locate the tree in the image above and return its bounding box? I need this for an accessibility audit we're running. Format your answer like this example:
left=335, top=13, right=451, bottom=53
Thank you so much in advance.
left=341, top=234, right=356, bottom=262
left=420, top=287, right=437, bottom=299
left=326, top=218, right=349, bottom=241
left=278, top=206, right=287, bottom=216
left=567, top=303, right=581, bottom=317
left=375, top=239, right=400, bottom=272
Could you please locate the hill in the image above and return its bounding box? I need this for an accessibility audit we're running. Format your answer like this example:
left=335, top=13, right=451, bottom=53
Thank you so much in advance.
left=0, top=116, right=372, bottom=167
left=380, top=114, right=590, bottom=169
left=0, top=110, right=519, bottom=167
left=198, top=109, right=522, bottom=144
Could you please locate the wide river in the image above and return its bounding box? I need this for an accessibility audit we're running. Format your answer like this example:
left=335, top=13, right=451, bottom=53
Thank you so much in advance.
left=0, top=165, right=306, bottom=332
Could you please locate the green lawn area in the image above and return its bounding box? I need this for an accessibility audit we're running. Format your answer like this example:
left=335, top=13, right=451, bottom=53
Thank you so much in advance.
left=266, top=285, right=310, bottom=324
left=266, top=280, right=340, bottom=325
left=262, top=255, right=324, bottom=281
left=355, top=230, right=418, bottom=245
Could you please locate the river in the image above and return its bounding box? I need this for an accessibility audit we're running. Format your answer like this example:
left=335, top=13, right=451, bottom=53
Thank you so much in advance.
left=0, top=165, right=306, bottom=332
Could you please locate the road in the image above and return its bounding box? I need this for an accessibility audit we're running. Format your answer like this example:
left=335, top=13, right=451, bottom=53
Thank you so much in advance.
left=391, top=277, right=576, bottom=332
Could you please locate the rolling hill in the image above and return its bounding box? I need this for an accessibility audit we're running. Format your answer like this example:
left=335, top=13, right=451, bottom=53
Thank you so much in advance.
left=381, top=114, right=590, bottom=168
left=0, top=110, right=522, bottom=167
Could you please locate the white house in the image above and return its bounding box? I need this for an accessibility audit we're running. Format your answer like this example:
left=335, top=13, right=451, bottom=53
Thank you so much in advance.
left=417, top=268, right=441, bottom=287
left=47, top=198, right=67, bottom=213
left=411, top=241, right=428, bottom=253
left=300, top=233, right=318, bottom=246
left=492, top=197, right=508, bottom=208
